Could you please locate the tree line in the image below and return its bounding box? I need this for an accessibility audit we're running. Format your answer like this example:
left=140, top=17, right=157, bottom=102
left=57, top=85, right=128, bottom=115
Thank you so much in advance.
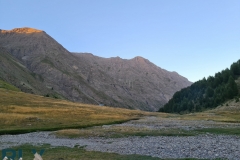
left=159, top=60, right=240, bottom=113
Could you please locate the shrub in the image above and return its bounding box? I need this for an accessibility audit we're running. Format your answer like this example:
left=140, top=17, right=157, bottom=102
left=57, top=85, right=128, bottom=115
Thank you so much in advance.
left=235, top=97, right=239, bottom=102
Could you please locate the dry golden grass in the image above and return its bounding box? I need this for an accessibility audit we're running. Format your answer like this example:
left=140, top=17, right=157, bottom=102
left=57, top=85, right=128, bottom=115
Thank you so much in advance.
left=177, top=99, right=240, bottom=123
left=0, top=88, right=154, bottom=134
left=55, top=125, right=195, bottom=138
left=55, top=125, right=153, bottom=138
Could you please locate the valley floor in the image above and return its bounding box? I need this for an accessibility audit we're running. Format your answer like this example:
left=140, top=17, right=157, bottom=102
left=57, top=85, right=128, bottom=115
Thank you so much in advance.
left=1, top=116, right=240, bottom=160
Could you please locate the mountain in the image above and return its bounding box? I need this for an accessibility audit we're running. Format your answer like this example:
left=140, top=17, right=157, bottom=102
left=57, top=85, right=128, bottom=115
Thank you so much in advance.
left=0, top=27, right=192, bottom=111
left=73, top=53, right=192, bottom=111
left=159, top=60, right=240, bottom=113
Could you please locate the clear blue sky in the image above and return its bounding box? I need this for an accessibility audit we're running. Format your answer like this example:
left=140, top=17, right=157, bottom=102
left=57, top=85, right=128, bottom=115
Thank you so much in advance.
left=1, top=0, right=239, bottom=82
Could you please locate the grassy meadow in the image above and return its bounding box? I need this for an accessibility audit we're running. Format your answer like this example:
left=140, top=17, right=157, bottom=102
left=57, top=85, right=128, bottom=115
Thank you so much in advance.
left=1, top=86, right=239, bottom=137
left=56, top=98, right=240, bottom=138
left=0, top=88, right=154, bottom=134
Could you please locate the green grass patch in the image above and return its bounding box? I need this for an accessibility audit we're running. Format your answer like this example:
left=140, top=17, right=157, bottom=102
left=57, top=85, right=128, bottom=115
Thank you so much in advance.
left=194, top=128, right=240, bottom=135
left=55, top=127, right=197, bottom=139
left=105, top=128, right=196, bottom=138
left=41, top=57, right=55, bottom=68
left=0, top=119, right=136, bottom=135
left=0, top=144, right=161, bottom=160
left=123, top=129, right=196, bottom=137
left=0, top=79, right=20, bottom=91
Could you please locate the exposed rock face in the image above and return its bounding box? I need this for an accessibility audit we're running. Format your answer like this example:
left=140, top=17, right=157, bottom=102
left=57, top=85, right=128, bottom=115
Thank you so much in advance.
left=0, top=27, right=192, bottom=111
left=73, top=53, right=192, bottom=111
left=0, top=47, right=54, bottom=95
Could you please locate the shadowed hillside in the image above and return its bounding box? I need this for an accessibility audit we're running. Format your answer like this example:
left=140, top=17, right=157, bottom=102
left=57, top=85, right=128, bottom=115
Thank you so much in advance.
left=159, top=60, right=240, bottom=113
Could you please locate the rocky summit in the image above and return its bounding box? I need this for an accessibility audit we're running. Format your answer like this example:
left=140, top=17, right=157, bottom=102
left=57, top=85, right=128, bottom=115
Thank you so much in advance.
left=0, top=27, right=192, bottom=111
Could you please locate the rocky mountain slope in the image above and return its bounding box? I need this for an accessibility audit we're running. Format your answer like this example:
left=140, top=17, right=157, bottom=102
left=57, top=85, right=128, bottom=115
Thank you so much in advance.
left=0, top=47, right=54, bottom=95
left=73, top=53, right=192, bottom=111
left=0, top=27, right=192, bottom=111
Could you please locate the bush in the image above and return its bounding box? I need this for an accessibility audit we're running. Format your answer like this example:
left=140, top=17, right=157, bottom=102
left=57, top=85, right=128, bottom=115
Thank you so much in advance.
left=235, top=97, right=239, bottom=102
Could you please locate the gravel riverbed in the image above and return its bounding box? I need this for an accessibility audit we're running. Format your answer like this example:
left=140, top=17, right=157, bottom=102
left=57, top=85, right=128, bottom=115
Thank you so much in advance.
left=1, top=117, right=240, bottom=159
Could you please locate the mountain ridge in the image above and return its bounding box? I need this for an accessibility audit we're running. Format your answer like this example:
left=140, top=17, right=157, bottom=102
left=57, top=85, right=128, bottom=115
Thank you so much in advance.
left=0, top=27, right=44, bottom=34
left=0, top=27, right=192, bottom=111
